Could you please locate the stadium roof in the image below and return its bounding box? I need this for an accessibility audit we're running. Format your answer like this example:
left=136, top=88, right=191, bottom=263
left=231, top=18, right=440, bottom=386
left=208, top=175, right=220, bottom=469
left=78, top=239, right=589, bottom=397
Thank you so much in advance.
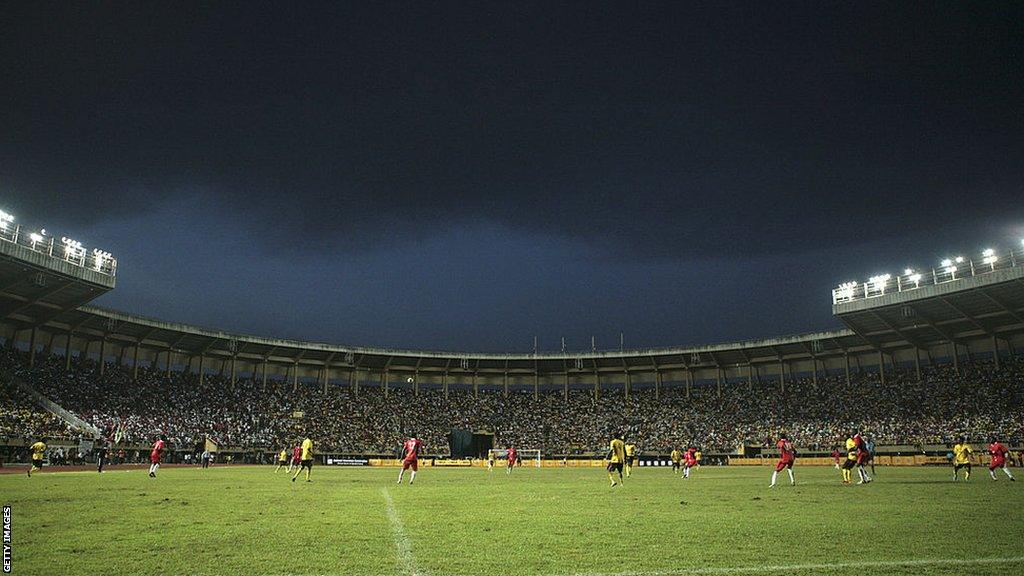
left=10, top=303, right=868, bottom=375
left=834, top=264, right=1024, bottom=351
left=2, top=237, right=1023, bottom=377
left=0, top=236, right=114, bottom=331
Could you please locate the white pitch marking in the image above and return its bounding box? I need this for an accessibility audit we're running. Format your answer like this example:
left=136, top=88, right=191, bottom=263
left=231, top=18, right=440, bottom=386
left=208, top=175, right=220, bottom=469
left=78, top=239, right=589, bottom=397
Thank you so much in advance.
left=221, top=555, right=1024, bottom=576
left=564, top=555, right=1024, bottom=576
left=220, top=553, right=1024, bottom=573
left=381, top=487, right=425, bottom=576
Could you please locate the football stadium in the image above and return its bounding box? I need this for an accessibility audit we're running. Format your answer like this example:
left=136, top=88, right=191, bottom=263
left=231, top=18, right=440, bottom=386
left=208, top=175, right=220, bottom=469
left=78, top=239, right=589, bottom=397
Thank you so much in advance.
left=3, top=5, right=1024, bottom=576
left=2, top=211, right=1024, bottom=576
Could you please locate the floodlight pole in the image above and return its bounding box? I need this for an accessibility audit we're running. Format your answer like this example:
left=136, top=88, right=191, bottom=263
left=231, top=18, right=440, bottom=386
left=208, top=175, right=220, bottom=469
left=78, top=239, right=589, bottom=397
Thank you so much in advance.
left=133, top=343, right=140, bottom=381
left=98, top=337, right=106, bottom=375
left=28, top=326, right=37, bottom=368
left=914, top=348, right=921, bottom=381
left=65, top=331, right=73, bottom=371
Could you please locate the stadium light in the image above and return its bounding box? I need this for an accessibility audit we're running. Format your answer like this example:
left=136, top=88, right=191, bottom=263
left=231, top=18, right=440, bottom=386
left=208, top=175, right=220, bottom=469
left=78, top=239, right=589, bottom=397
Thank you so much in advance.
left=92, top=248, right=114, bottom=272
left=981, top=248, right=998, bottom=269
left=835, top=281, right=857, bottom=301
left=904, top=268, right=922, bottom=288
left=940, top=257, right=958, bottom=279
left=61, top=236, right=86, bottom=264
left=868, top=274, right=891, bottom=287
left=0, top=210, right=13, bottom=230
left=867, top=274, right=891, bottom=295
left=28, top=231, right=45, bottom=249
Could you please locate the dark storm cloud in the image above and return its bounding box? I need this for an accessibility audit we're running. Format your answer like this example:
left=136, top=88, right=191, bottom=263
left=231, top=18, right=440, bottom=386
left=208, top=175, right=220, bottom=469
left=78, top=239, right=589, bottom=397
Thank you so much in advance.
left=2, top=3, right=1022, bottom=260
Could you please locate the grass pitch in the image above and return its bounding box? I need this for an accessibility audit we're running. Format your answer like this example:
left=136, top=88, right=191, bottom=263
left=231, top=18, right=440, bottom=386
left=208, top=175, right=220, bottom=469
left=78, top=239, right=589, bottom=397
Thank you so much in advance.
left=2, top=464, right=1022, bottom=576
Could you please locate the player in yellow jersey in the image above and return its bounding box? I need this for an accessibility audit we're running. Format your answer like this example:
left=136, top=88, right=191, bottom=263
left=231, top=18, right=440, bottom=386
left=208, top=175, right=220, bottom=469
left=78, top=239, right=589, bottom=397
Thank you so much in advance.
left=695, top=450, right=702, bottom=468
left=292, top=437, right=314, bottom=483
left=841, top=435, right=857, bottom=484
left=624, top=443, right=636, bottom=477
left=607, top=433, right=626, bottom=487
left=28, top=438, right=47, bottom=477
left=952, top=438, right=973, bottom=482
left=670, top=448, right=681, bottom=474
left=274, top=448, right=288, bottom=473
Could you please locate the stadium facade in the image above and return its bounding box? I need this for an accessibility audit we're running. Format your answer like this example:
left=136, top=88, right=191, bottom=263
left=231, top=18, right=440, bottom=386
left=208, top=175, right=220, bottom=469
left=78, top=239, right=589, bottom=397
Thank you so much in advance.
left=1, top=215, right=1022, bottom=400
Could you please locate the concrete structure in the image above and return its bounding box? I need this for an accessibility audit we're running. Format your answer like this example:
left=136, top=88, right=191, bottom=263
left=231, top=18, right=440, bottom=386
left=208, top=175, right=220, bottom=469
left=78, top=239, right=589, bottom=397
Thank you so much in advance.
left=1, top=231, right=1023, bottom=399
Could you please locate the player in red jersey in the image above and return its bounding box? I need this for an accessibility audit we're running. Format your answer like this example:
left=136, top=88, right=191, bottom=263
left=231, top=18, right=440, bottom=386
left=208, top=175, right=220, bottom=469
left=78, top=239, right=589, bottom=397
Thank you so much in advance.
left=288, top=443, right=302, bottom=474
left=769, top=433, right=796, bottom=487
left=397, top=434, right=424, bottom=485
left=148, top=434, right=167, bottom=478
left=506, top=445, right=518, bottom=475
left=988, top=438, right=1016, bottom=481
left=853, top=432, right=871, bottom=484
left=682, top=446, right=697, bottom=479
left=830, top=446, right=841, bottom=470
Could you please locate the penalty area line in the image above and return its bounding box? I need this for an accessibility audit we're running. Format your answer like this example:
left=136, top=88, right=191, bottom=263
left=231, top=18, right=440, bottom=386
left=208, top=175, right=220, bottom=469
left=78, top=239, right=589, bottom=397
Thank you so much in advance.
left=381, top=487, right=426, bottom=576
left=565, top=555, right=1024, bottom=576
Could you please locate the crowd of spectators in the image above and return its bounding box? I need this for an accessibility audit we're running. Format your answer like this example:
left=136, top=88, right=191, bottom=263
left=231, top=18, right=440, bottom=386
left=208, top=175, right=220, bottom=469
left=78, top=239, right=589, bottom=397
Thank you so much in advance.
left=3, top=345, right=1022, bottom=456
left=0, top=346, right=76, bottom=443
left=0, top=382, right=75, bottom=443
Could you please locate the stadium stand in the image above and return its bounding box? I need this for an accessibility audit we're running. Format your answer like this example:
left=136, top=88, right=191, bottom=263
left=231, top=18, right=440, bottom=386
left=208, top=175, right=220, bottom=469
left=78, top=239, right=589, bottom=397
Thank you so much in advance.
left=3, top=345, right=1021, bottom=459
left=0, top=383, right=73, bottom=443
left=0, top=351, right=75, bottom=443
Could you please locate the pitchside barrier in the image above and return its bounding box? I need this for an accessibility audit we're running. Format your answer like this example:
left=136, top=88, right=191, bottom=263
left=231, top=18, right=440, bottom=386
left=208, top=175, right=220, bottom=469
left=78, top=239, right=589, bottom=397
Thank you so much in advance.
left=362, top=458, right=609, bottom=467
left=358, top=456, right=1018, bottom=467
left=720, top=455, right=1013, bottom=466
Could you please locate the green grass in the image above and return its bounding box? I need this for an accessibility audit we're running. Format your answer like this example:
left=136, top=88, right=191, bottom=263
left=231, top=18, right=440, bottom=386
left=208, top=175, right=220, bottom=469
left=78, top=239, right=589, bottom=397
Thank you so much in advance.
left=2, top=464, right=1022, bottom=575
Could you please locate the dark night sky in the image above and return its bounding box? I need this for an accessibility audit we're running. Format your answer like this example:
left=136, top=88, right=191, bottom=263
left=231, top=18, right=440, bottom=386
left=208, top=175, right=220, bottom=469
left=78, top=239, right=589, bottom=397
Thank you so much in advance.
left=1, top=4, right=1022, bottom=351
